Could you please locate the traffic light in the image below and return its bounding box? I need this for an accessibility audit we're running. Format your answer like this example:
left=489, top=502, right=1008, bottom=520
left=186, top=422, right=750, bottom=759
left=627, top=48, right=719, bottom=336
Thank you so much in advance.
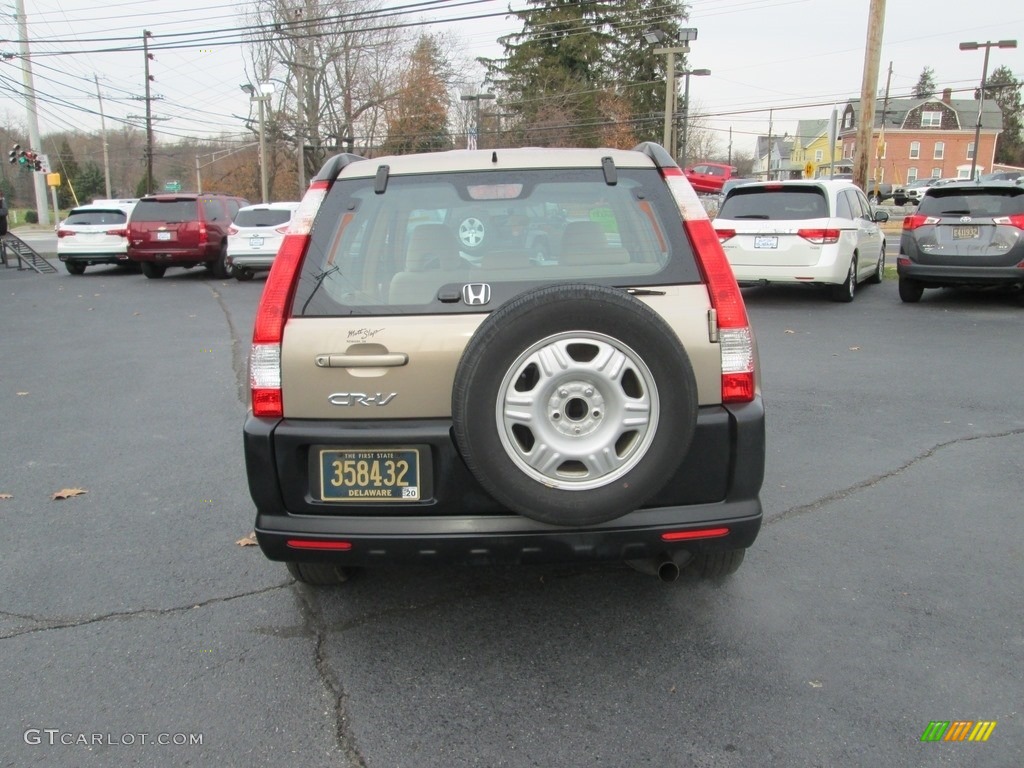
left=8, top=144, right=19, bottom=164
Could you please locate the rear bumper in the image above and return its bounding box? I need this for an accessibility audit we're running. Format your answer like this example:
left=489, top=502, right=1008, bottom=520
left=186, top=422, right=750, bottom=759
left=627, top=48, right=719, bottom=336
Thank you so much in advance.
left=244, top=400, right=765, bottom=567
left=228, top=254, right=275, bottom=270
left=897, top=261, right=1024, bottom=288
left=127, top=248, right=216, bottom=264
left=59, top=252, right=130, bottom=264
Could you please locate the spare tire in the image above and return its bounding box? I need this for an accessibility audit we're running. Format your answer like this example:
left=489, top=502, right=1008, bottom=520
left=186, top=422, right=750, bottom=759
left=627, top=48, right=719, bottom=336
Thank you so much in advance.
left=452, top=283, right=698, bottom=526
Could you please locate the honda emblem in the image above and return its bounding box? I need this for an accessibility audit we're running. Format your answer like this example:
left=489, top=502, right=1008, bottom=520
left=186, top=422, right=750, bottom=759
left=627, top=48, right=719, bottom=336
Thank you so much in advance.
left=462, top=283, right=492, bottom=306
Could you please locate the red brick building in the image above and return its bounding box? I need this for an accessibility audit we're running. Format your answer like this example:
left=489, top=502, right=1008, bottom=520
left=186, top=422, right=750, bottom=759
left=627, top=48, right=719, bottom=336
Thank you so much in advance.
left=840, top=89, right=1003, bottom=184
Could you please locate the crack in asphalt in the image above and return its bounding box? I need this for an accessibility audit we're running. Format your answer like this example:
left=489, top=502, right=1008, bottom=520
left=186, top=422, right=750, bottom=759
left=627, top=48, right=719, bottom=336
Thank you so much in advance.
left=765, top=427, right=1024, bottom=527
left=293, top=586, right=369, bottom=768
left=0, top=582, right=291, bottom=640
left=207, top=282, right=249, bottom=405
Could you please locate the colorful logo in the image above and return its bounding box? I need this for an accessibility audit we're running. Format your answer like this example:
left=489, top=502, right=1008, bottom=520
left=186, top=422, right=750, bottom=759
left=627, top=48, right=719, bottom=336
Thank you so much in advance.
left=921, top=721, right=996, bottom=742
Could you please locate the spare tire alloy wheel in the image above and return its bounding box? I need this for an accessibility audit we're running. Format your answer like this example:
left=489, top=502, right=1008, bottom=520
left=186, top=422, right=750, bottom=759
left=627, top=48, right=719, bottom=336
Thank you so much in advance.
left=452, top=283, right=699, bottom=527
left=458, top=216, right=486, bottom=249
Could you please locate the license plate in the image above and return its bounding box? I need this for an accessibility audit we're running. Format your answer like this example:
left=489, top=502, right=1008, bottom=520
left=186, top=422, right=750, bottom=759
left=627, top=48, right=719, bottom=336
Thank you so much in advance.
left=249, top=236, right=264, bottom=248
left=951, top=226, right=979, bottom=239
left=319, top=448, right=420, bottom=502
left=156, top=231, right=171, bottom=241
left=754, top=236, right=778, bottom=249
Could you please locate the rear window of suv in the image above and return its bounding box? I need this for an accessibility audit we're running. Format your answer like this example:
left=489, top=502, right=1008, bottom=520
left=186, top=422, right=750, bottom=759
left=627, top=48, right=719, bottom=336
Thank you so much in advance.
left=131, top=199, right=198, bottom=222
left=917, top=187, right=1024, bottom=217
left=294, top=167, right=702, bottom=316
left=234, top=208, right=293, bottom=227
left=718, top=186, right=829, bottom=220
left=64, top=209, right=128, bottom=226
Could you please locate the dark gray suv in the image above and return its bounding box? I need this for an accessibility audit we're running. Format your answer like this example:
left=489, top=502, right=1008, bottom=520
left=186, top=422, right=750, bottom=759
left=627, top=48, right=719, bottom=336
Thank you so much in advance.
left=243, top=144, right=765, bottom=586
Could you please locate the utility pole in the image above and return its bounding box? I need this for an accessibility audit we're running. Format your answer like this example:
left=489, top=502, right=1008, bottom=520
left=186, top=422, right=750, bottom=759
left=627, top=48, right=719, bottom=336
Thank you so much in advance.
left=14, top=0, right=50, bottom=225
left=854, top=0, right=885, bottom=192
left=873, top=61, right=893, bottom=199
left=765, top=110, right=773, bottom=180
left=143, top=30, right=154, bottom=195
left=728, top=126, right=733, bottom=167
left=293, top=7, right=306, bottom=195
left=94, top=75, right=112, bottom=198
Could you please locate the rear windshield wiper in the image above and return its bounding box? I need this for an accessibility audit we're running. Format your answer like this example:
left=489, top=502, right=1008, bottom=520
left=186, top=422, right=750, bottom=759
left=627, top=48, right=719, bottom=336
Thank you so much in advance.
left=300, top=265, right=341, bottom=313
left=733, top=214, right=770, bottom=219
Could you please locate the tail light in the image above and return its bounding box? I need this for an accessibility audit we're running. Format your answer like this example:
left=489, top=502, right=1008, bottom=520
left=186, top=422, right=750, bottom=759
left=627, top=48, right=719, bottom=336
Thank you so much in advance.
left=227, top=225, right=239, bottom=235
left=57, top=229, right=73, bottom=238
left=660, top=167, right=756, bottom=404
left=903, top=214, right=939, bottom=231
left=274, top=224, right=290, bottom=235
left=105, top=228, right=127, bottom=237
left=993, top=214, right=1024, bottom=230
left=250, top=181, right=329, bottom=418
left=198, top=223, right=208, bottom=246
left=714, top=228, right=736, bottom=243
left=797, top=228, right=840, bottom=244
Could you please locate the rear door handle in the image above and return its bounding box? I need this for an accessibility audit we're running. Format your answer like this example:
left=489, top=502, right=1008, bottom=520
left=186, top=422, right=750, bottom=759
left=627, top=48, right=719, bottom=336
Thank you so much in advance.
left=315, top=354, right=408, bottom=368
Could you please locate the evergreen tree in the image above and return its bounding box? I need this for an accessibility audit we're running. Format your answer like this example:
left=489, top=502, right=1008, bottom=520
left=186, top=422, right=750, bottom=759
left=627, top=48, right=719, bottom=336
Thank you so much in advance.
left=74, top=162, right=106, bottom=204
left=913, top=67, right=937, bottom=99
left=383, top=35, right=453, bottom=154
left=980, top=65, right=1023, bottom=166
left=55, top=138, right=80, bottom=208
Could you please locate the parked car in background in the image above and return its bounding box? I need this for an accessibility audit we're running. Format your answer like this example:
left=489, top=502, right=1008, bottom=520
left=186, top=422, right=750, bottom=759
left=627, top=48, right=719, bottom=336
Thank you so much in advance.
left=243, top=143, right=765, bottom=586
left=684, top=162, right=738, bottom=195
left=127, top=193, right=249, bottom=279
left=714, top=179, right=888, bottom=302
left=56, top=199, right=138, bottom=275
left=902, top=177, right=960, bottom=205
left=867, top=181, right=903, bottom=204
left=980, top=170, right=1023, bottom=182
left=716, top=177, right=756, bottom=208
left=226, top=201, right=301, bottom=280
left=897, top=180, right=1024, bottom=303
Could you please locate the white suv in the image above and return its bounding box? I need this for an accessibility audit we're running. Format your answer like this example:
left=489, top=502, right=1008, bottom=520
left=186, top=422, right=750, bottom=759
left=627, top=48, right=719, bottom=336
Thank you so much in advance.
left=226, top=202, right=301, bottom=280
left=56, top=199, right=138, bottom=275
left=714, top=179, right=889, bottom=302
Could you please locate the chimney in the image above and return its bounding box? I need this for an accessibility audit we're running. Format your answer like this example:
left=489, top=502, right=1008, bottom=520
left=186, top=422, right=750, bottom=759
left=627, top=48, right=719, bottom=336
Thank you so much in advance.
left=942, top=88, right=952, bottom=104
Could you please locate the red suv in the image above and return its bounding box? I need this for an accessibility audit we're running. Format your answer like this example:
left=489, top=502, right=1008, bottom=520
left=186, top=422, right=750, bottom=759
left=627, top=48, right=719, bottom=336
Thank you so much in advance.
left=684, top=162, right=738, bottom=195
left=127, top=193, right=249, bottom=279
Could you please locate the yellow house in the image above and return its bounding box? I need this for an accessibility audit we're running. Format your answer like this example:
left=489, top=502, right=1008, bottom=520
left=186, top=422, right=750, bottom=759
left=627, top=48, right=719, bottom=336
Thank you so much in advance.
left=791, top=119, right=842, bottom=178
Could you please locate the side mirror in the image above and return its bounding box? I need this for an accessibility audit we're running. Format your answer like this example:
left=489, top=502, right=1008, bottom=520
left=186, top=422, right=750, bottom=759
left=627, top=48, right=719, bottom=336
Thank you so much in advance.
left=873, top=210, right=889, bottom=223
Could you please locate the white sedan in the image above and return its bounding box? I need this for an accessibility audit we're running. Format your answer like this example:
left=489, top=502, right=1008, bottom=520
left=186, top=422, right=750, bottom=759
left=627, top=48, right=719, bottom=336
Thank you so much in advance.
left=713, top=180, right=889, bottom=302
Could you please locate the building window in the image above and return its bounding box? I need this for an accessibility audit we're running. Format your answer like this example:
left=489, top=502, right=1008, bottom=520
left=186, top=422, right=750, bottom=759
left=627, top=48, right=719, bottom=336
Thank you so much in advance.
left=843, top=111, right=853, bottom=129
left=814, top=149, right=823, bottom=162
left=957, top=168, right=971, bottom=179
left=909, top=141, right=920, bottom=159
left=907, top=167, right=918, bottom=182
left=932, top=169, right=942, bottom=178
left=921, top=111, right=942, bottom=128
left=967, top=142, right=975, bottom=160
left=878, top=141, right=887, bottom=159
left=933, top=142, right=944, bottom=160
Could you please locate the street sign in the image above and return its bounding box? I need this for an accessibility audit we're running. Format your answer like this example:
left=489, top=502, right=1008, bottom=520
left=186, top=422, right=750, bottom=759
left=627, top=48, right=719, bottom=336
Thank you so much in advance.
left=805, top=162, right=814, bottom=178
left=164, top=180, right=181, bottom=192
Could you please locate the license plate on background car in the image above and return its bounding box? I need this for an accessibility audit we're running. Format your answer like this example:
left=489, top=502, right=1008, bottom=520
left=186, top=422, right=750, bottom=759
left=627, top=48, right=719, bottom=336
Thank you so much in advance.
left=951, top=226, right=979, bottom=239
left=156, top=231, right=171, bottom=241
left=319, top=448, right=420, bottom=502
left=249, top=236, right=264, bottom=248
left=754, top=236, right=778, bottom=249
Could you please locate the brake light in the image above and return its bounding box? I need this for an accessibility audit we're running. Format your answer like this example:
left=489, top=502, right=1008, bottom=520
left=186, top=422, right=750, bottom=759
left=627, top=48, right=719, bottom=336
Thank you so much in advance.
left=903, top=214, right=939, bottom=231
left=797, top=228, right=840, bottom=244
left=286, top=539, right=353, bottom=551
left=227, top=224, right=239, bottom=235
left=198, top=223, right=208, bottom=246
left=56, top=229, right=73, bottom=238
left=250, top=180, right=329, bottom=418
left=661, top=527, right=730, bottom=541
left=105, top=228, right=127, bottom=237
left=993, top=213, right=1024, bottom=230
left=667, top=189, right=755, bottom=402
left=715, top=228, right=736, bottom=243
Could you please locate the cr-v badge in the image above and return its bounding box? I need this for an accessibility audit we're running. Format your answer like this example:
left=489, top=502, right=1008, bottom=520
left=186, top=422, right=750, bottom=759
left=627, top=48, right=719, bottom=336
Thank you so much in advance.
left=328, top=393, right=397, bottom=406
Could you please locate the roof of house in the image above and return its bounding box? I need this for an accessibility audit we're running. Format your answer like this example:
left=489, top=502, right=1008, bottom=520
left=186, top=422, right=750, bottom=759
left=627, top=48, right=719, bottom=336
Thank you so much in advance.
left=845, top=96, right=1003, bottom=131
left=794, top=119, right=829, bottom=148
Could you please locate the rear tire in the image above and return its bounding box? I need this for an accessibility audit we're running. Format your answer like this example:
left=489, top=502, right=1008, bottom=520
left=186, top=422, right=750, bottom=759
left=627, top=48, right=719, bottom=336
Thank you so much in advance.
left=208, top=245, right=230, bottom=279
left=65, top=262, right=86, bottom=275
left=899, top=277, right=924, bottom=303
left=681, top=549, right=746, bottom=580
left=286, top=561, right=357, bottom=586
left=140, top=262, right=165, bottom=279
left=830, top=256, right=857, bottom=302
left=234, top=267, right=255, bottom=281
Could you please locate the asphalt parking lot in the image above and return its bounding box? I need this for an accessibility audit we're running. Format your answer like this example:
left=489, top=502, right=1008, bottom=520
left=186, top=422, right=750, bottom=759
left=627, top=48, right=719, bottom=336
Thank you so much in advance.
left=1, top=261, right=1022, bottom=767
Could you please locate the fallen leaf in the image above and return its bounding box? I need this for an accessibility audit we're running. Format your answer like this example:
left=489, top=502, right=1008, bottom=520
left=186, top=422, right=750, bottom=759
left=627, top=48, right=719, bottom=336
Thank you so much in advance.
left=848, top=346, right=860, bottom=351
left=236, top=532, right=258, bottom=547
left=0, top=493, right=12, bottom=500
left=784, top=329, right=796, bottom=334
left=133, top=312, right=141, bottom=316
left=16, top=392, right=29, bottom=396
left=52, top=488, right=88, bottom=500
left=809, top=680, right=823, bottom=688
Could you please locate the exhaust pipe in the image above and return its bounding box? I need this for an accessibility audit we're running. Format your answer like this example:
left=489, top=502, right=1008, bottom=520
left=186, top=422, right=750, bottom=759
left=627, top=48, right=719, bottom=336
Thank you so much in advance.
left=627, top=556, right=681, bottom=582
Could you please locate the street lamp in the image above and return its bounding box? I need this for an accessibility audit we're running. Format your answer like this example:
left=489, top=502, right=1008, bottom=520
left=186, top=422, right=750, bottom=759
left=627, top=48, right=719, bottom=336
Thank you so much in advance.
left=958, top=39, right=1016, bottom=180
left=679, top=68, right=711, bottom=168
left=644, top=27, right=697, bottom=159
left=460, top=91, right=496, bottom=149
left=241, top=82, right=275, bottom=203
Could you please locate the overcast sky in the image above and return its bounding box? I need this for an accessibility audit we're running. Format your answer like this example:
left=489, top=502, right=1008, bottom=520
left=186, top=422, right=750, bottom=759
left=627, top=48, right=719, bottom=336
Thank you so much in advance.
left=1, top=0, right=1020, bottom=160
